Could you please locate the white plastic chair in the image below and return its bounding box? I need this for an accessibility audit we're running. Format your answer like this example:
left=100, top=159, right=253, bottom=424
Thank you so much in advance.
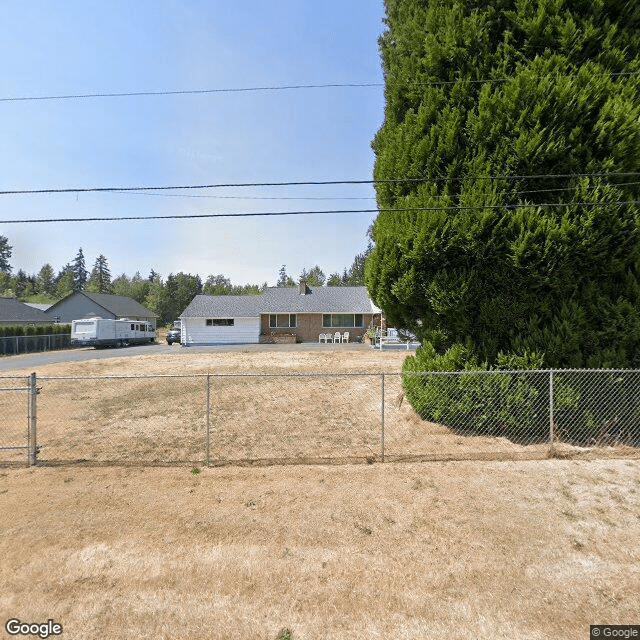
left=333, top=331, right=341, bottom=343
left=342, top=332, right=349, bottom=343
left=318, top=333, right=325, bottom=343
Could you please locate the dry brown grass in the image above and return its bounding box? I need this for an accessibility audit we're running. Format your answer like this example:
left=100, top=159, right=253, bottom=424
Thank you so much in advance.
left=1, top=347, right=639, bottom=638
left=1, top=460, right=639, bottom=639
left=0, top=346, right=596, bottom=464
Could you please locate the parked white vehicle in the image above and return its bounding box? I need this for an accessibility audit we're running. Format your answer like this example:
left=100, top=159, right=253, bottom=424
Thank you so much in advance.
left=71, top=317, right=156, bottom=348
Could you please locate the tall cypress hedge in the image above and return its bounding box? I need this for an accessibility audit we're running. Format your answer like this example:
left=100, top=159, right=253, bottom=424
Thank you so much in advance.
left=367, top=0, right=640, bottom=370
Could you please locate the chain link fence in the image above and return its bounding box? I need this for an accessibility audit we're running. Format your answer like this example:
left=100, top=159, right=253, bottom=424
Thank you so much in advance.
left=1, top=370, right=638, bottom=467
left=0, top=374, right=38, bottom=465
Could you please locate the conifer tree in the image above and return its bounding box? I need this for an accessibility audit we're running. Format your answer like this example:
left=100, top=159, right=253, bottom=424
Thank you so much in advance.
left=367, top=0, right=640, bottom=369
left=277, top=265, right=296, bottom=287
left=72, top=248, right=88, bottom=290
left=0, top=235, right=11, bottom=274
left=87, top=255, right=112, bottom=294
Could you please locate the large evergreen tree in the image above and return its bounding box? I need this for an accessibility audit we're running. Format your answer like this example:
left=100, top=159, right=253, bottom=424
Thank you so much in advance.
left=367, top=0, right=640, bottom=369
left=36, top=263, right=56, bottom=298
left=72, top=248, right=88, bottom=290
left=87, top=255, right=112, bottom=294
left=55, top=264, right=75, bottom=299
left=0, top=235, right=12, bottom=275
left=144, top=273, right=169, bottom=323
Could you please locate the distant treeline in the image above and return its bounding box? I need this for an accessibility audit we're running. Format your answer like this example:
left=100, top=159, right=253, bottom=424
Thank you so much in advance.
left=0, top=236, right=372, bottom=325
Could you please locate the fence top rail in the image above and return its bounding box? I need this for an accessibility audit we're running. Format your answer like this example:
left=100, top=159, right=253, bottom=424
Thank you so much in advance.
left=2, top=368, right=639, bottom=381
left=35, top=372, right=389, bottom=380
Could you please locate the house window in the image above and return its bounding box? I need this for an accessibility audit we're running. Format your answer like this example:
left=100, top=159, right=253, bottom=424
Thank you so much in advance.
left=206, top=319, right=235, bottom=326
left=269, top=314, right=296, bottom=328
left=322, top=314, right=363, bottom=328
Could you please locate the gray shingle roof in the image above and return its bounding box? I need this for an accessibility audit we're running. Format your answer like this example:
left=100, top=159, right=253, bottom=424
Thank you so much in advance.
left=0, top=297, right=49, bottom=322
left=181, top=294, right=264, bottom=318
left=46, top=291, right=156, bottom=318
left=181, top=286, right=380, bottom=318
left=80, top=292, right=156, bottom=318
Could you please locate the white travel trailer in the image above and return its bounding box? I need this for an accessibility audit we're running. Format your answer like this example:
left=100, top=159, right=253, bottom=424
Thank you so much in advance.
left=71, top=317, right=156, bottom=348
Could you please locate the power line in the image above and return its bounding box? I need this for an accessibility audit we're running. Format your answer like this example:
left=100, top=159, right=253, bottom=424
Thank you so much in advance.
left=117, top=191, right=377, bottom=201
left=116, top=180, right=640, bottom=201
left=1, top=200, right=637, bottom=224
left=1, top=172, right=638, bottom=195
left=1, top=71, right=637, bottom=103
left=0, top=83, right=383, bottom=103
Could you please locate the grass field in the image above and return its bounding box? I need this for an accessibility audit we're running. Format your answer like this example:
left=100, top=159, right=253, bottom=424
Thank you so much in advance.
left=0, top=345, right=613, bottom=465
left=1, top=346, right=639, bottom=639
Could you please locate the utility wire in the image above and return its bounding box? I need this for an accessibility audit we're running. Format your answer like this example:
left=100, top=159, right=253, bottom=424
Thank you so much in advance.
left=1, top=172, right=638, bottom=195
left=1, top=200, right=638, bottom=224
left=0, top=83, right=383, bottom=103
left=0, top=71, right=637, bottom=103
left=116, top=180, right=640, bottom=201
left=118, top=192, right=378, bottom=201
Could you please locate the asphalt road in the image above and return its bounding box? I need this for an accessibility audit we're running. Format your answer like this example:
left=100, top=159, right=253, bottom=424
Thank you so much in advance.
left=0, top=341, right=376, bottom=372
left=0, top=342, right=178, bottom=372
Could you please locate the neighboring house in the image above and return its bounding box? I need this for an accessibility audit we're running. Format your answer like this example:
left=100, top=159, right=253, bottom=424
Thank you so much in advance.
left=180, top=281, right=381, bottom=345
left=44, top=291, right=157, bottom=328
left=0, top=297, right=50, bottom=326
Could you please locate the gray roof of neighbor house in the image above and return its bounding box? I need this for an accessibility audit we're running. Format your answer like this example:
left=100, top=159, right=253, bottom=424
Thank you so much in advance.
left=0, top=297, right=50, bottom=322
left=46, top=291, right=156, bottom=318
left=181, top=286, right=380, bottom=318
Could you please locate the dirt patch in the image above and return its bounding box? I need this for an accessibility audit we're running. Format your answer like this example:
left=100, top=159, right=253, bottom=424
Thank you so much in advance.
left=1, top=349, right=639, bottom=638
left=1, top=459, right=639, bottom=639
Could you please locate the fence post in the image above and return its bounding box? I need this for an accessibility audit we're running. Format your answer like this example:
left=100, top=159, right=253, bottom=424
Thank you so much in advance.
left=28, top=372, right=38, bottom=466
left=380, top=373, right=385, bottom=462
left=206, top=373, right=210, bottom=466
left=549, top=369, right=554, bottom=456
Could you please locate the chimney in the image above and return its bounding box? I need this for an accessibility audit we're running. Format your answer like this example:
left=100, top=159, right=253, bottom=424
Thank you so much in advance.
left=298, top=278, right=308, bottom=295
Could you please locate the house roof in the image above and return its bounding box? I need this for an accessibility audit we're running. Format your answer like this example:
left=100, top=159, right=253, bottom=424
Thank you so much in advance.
left=0, top=297, right=50, bottom=322
left=181, top=286, right=380, bottom=318
left=46, top=291, right=156, bottom=318
left=180, top=294, right=267, bottom=318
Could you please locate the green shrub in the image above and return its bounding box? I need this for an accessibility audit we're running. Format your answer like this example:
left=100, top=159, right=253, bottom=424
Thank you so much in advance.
left=403, top=343, right=640, bottom=446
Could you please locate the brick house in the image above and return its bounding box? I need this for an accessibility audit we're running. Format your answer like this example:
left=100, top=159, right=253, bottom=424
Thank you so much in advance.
left=179, top=281, right=381, bottom=345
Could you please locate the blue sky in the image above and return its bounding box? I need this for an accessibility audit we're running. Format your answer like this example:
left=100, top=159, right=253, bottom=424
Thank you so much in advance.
left=0, top=1, right=386, bottom=286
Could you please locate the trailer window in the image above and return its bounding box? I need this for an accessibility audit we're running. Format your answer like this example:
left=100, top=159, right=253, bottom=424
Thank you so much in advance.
left=74, top=321, right=94, bottom=331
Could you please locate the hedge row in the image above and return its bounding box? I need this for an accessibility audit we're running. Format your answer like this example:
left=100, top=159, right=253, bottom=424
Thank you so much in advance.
left=402, top=364, right=640, bottom=448
left=0, top=324, right=71, bottom=337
